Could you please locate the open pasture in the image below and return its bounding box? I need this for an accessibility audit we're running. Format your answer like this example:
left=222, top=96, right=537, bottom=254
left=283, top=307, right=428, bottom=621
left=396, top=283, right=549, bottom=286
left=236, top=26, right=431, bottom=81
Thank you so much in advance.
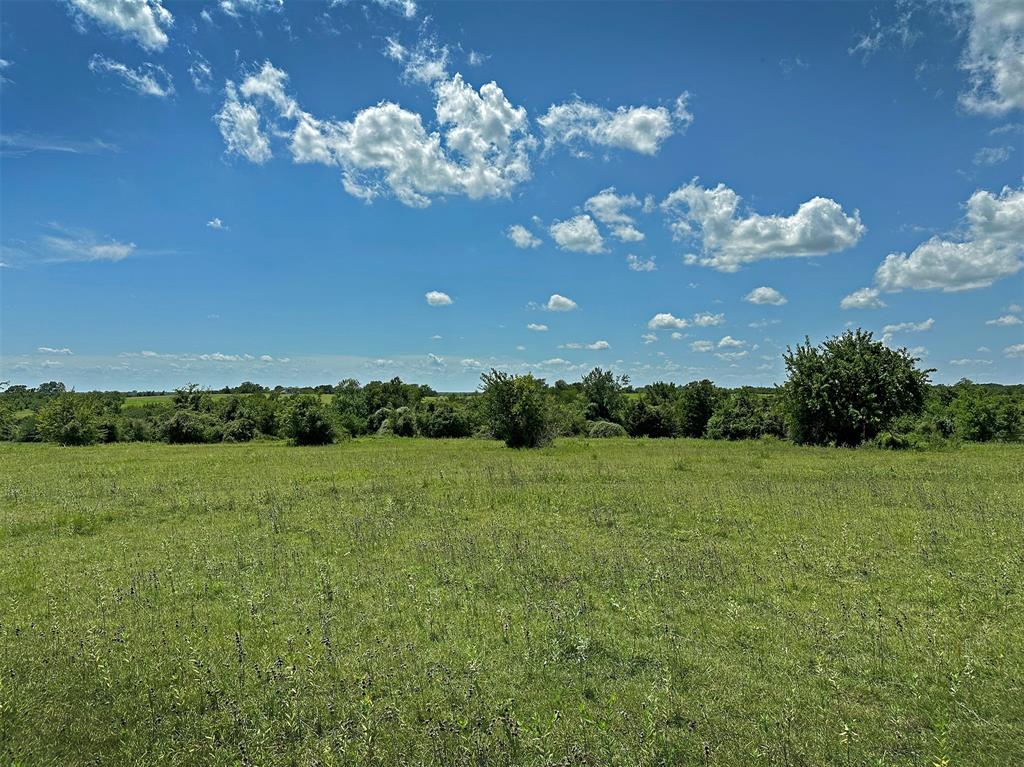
left=1, top=438, right=1021, bottom=765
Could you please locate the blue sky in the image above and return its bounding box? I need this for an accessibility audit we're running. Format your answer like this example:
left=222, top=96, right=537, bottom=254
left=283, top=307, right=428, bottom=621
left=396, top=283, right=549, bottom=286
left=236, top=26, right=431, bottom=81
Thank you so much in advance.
left=1, top=0, right=1022, bottom=391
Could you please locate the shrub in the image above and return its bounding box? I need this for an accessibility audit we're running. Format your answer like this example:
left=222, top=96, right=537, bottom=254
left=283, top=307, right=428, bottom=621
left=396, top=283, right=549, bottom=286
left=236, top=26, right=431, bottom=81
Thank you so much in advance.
left=13, top=413, right=41, bottom=443
left=581, top=368, right=629, bottom=423
left=281, top=395, right=335, bottom=445
left=388, top=406, right=417, bottom=437
left=706, top=390, right=786, bottom=441
left=872, top=430, right=913, bottom=450
left=675, top=380, right=721, bottom=438
left=415, top=398, right=473, bottom=438
left=37, top=393, right=100, bottom=446
left=164, top=410, right=221, bottom=444
left=624, top=397, right=674, bottom=438
left=589, top=420, right=628, bottom=438
left=781, top=329, right=932, bottom=446
left=222, top=418, right=257, bottom=442
left=480, top=370, right=552, bottom=448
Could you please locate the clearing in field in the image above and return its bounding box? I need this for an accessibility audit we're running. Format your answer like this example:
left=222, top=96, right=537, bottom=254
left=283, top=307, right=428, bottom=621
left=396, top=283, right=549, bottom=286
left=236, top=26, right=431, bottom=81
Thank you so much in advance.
left=1, top=438, right=1021, bottom=765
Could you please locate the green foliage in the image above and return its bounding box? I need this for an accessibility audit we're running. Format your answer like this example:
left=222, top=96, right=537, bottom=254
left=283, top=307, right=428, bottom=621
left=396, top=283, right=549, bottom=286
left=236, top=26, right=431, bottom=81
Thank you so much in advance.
left=580, top=367, right=629, bottom=423
left=588, top=420, right=628, bottom=438
left=415, top=398, right=473, bottom=438
left=706, top=389, right=787, bottom=441
left=623, top=396, right=674, bottom=437
left=949, top=383, right=1022, bottom=442
left=171, top=383, right=211, bottom=412
left=281, top=394, right=335, bottom=446
left=164, top=409, right=221, bottom=444
left=781, top=329, right=932, bottom=446
left=480, top=369, right=552, bottom=448
left=674, top=379, right=721, bottom=438
left=37, top=393, right=100, bottom=446
left=388, top=406, right=417, bottom=437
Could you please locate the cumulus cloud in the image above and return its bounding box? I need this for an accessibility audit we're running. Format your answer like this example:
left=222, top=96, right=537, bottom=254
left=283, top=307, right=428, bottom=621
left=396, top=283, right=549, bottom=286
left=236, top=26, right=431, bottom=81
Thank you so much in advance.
left=88, top=55, right=174, bottom=98
left=561, top=340, right=610, bottom=350
left=950, top=357, right=993, bottom=366
left=662, top=179, right=864, bottom=272
left=425, top=290, right=452, bottom=306
left=584, top=187, right=645, bottom=241
left=874, top=185, right=1024, bottom=292
left=882, top=318, right=934, bottom=334
left=986, top=314, right=1022, bottom=325
left=549, top=214, right=605, bottom=253
left=744, top=286, right=787, bottom=305
left=217, top=62, right=535, bottom=207
left=206, top=217, right=227, bottom=230
left=959, top=0, right=1024, bottom=116
left=538, top=93, right=693, bottom=156
left=219, top=0, right=282, bottom=17
left=506, top=224, right=541, bottom=248
left=647, top=311, right=725, bottom=330
left=1003, top=343, right=1024, bottom=357
left=545, top=294, right=577, bottom=312
left=641, top=333, right=657, bottom=344
left=215, top=82, right=272, bottom=163
left=717, top=335, right=745, bottom=348
left=841, top=286, right=886, bottom=309
left=626, top=254, right=656, bottom=272
left=38, top=347, right=73, bottom=355
left=690, top=340, right=714, bottom=352
left=527, top=323, right=548, bottom=331
left=66, top=0, right=172, bottom=51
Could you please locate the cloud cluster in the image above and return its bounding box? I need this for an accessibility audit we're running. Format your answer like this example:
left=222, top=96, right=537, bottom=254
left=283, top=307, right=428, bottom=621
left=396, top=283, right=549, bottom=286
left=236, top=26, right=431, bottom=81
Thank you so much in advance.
left=88, top=55, right=174, bottom=98
left=647, top=311, right=725, bottom=330
left=584, top=188, right=644, bottom=242
left=506, top=224, right=541, bottom=248
left=662, top=180, right=864, bottom=272
left=840, top=286, right=886, bottom=310
left=545, top=294, right=577, bottom=312
left=872, top=185, right=1024, bottom=292
left=538, top=93, right=692, bottom=156
left=959, top=0, right=1024, bottom=116
left=217, top=62, right=535, bottom=207
left=743, top=286, right=787, bottom=305
left=549, top=214, right=604, bottom=253
left=560, top=340, right=610, bottom=350
left=67, top=0, right=172, bottom=51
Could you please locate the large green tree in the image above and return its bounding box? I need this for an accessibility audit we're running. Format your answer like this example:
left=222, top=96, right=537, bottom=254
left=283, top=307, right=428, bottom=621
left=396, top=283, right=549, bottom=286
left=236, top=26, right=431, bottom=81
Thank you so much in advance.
left=480, top=370, right=551, bottom=448
left=781, top=329, right=932, bottom=446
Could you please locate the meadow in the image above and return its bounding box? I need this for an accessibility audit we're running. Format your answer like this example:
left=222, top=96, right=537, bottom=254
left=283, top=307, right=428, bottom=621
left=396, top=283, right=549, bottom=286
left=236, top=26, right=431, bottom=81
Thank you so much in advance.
left=1, top=437, right=1021, bottom=765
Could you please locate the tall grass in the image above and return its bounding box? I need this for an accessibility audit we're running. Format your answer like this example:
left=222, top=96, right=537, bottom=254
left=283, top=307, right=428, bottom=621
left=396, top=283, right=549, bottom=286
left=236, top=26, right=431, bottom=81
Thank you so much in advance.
left=1, top=438, right=1021, bottom=765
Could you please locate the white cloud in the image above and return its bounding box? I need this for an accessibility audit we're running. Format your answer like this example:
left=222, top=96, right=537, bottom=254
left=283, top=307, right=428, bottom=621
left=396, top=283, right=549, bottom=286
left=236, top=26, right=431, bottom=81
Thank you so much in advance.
left=383, top=37, right=449, bottom=84
left=526, top=323, right=548, bottom=331
left=626, top=254, right=656, bottom=272
left=425, top=290, right=452, bottom=306
left=549, top=215, right=605, bottom=253
left=641, top=333, right=657, bottom=344
left=986, top=314, right=1023, bottom=325
left=950, top=358, right=993, bottom=366
left=662, top=179, right=864, bottom=272
left=372, top=0, right=418, bottom=19
left=690, top=340, right=714, bottom=352
left=561, top=340, right=610, bottom=350
left=1009, top=303, right=1022, bottom=312
left=38, top=229, right=136, bottom=263
left=506, top=224, right=541, bottom=248
left=215, top=82, right=272, bottom=164
left=974, top=145, right=1015, bottom=165
left=219, top=63, right=535, bottom=207
left=460, top=358, right=483, bottom=368
left=37, top=347, right=73, bottom=355
left=88, top=55, right=174, bottom=98
left=545, top=294, right=577, bottom=312
left=647, top=311, right=724, bottom=330
left=583, top=187, right=646, bottom=243
left=715, top=350, right=748, bottom=362
left=882, top=318, right=934, bottom=334
left=648, top=312, right=687, bottom=330
left=874, top=185, right=1024, bottom=292
left=841, top=286, right=887, bottom=309
left=66, top=0, right=172, bottom=51
left=717, top=335, right=745, bottom=348
left=1003, top=343, right=1024, bottom=357
left=206, top=217, right=227, bottom=230
left=220, top=0, right=282, bottom=18
left=188, top=52, right=213, bottom=92
left=959, top=0, right=1024, bottom=116
left=744, top=286, right=787, bottom=305
left=538, top=93, right=692, bottom=156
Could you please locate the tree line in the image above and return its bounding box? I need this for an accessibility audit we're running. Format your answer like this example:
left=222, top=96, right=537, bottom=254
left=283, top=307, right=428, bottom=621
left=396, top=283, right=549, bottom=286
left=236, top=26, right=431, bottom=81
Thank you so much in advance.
left=2, top=330, right=1021, bottom=449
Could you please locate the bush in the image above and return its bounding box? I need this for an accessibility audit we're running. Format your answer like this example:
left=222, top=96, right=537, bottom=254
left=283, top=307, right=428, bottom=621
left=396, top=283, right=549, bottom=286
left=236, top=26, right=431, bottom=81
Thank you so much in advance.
left=624, top=397, right=674, bottom=438
left=281, top=395, right=335, bottom=445
left=13, top=413, right=41, bottom=443
left=121, top=417, right=156, bottom=442
left=480, top=370, right=552, bottom=448
left=871, top=430, right=913, bottom=450
left=164, top=410, right=221, bottom=444
left=781, top=329, right=932, bottom=446
left=675, top=380, right=721, bottom=438
left=589, top=420, right=628, bottom=438
left=388, top=406, right=416, bottom=437
left=706, top=390, right=786, bottom=441
left=415, top=398, right=473, bottom=438
left=581, top=368, right=629, bottom=423
left=222, top=418, right=257, bottom=442
left=37, top=393, right=100, bottom=446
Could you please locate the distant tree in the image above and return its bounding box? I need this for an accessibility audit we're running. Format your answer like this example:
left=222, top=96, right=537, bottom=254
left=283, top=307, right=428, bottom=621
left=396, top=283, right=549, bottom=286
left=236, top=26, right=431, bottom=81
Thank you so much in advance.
left=37, top=381, right=67, bottom=398
left=416, top=398, right=473, bottom=438
left=164, top=410, right=220, bottom=444
left=480, top=370, right=552, bottom=448
left=0, top=399, right=13, bottom=441
left=580, top=367, right=629, bottom=422
left=172, top=383, right=210, bottom=412
left=675, top=380, right=721, bottom=437
left=706, top=389, right=786, bottom=441
left=624, top=396, right=674, bottom=438
left=37, top=392, right=99, bottom=446
left=781, top=329, right=932, bottom=446
left=281, top=394, right=335, bottom=445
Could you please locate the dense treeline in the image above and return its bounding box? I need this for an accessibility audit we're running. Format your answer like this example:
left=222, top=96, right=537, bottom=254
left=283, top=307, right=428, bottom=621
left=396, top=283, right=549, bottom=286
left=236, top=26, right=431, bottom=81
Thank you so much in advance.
left=2, top=330, right=1022, bottom=449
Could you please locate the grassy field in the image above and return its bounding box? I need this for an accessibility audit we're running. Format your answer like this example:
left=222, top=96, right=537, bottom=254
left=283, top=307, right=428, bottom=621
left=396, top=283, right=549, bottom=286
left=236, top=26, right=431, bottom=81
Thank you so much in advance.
left=1, top=438, right=1021, bottom=766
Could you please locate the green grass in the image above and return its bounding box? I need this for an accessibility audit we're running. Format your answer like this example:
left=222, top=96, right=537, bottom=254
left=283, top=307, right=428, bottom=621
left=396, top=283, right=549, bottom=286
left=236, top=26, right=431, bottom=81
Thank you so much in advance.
left=1, top=438, right=1021, bottom=765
